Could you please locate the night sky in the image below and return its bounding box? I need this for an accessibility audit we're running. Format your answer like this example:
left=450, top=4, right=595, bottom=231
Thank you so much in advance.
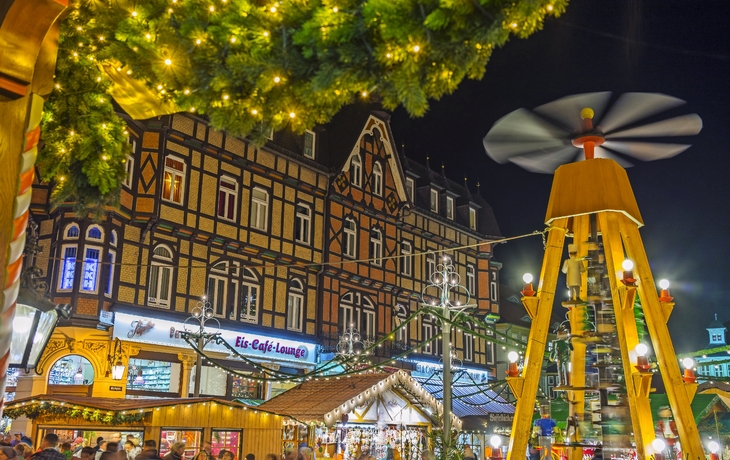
left=389, top=0, right=730, bottom=353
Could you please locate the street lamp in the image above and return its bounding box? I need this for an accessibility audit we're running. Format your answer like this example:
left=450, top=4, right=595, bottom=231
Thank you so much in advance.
left=420, top=255, right=474, bottom=443
left=184, top=295, right=221, bottom=397
left=521, top=273, right=535, bottom=297
left=337, top=325, right=367, bottom=358
left=708, top=441, right=720, bottom=460
left=681, top=357, right=696, bottom=383
left=10, top=221, right=71, bottom=369
left=490, top=435, right=502, bottom=459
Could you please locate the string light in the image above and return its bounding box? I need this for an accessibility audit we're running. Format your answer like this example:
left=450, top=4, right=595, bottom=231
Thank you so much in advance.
left=131, top=11, right=137, bottom=17
left=274, top=76, right=281, bottom=83
left=289, top=112, right=296, bottom=118
left=223, top=94, right=229, bottom=100
left=412, top=45, right=420, bottom=52
left=270, top=6, right=277, bottom=12
left=164, top=59, right=172, bottom=66
left=333, top=6, right=338, bottom=12
left=251, top=109, right=258, bottom=115
left=184, top=89, right=190, bottom=95
left=230, top=37, right=237, bottom=43
left=263, top=31, right=269, bottom=37
left=546, top=4, right=554, bottom=11
left=209, top=5, right=215, bottom=12
left=510, top=22, right=518, bottom=28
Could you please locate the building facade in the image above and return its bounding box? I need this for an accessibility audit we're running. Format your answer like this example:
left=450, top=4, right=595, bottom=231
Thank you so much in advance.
left=12, top=104, right=503, bottom=431
left=695, top=314, right=730, bottom=382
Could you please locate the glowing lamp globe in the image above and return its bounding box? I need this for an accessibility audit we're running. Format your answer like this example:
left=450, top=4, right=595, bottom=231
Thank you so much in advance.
left=682, top=357, right=694, bottom=369
left=508, top=351, right=519, bottom=363
left=490, top=436, right=502, bottom=448
left=635, top=344, right=648, bottom=357
left=523, top=273, right=533, bottom=284
left=659, top=279, right=670, bottom=290
left=622, top=259, right=634, bottom=271
left=708, top=441, right=720, bottom=454
left=651, top=438, right=666, bottom=453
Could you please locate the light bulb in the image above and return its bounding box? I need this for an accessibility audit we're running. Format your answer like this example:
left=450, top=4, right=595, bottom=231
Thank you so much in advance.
left=209, top=5, right=215, bottom=11
left=263, top=31, right=269, bottom=37
left=333, top=6, right=338, bottom=12
left=361, top=91, right=367, bottom=97
left=274, top=76, right=281, bottom=83
left=523, top=273, right=533, bottom=284
left=270, top=6, right=277, bottom=12
left=131, top=11, right=138, bottom=17
left=651, top=438, right=666, bottom=453
left=708, top=441, right=720, bottom=454
left=13, top=316, right=33, bottom=334
left=164, top=59, right=172, bottom=65
left=635, top=343, right=648, bottom=357
left=252, top=109, right=258, bottom=115
left=659, top=279, right=670, bottom=290
left=546, top=4, right=554, bottom=11
left=413, top=45, right=420, bottom=52
left=508, top=351, right=519, bottom=363
left=289, top=112, right=296, bottom=118
left=622, top=259, right=634, bottom=271
left=682, top=357, right=694, bottom=369
left=489, top=436, right=501, bottom=448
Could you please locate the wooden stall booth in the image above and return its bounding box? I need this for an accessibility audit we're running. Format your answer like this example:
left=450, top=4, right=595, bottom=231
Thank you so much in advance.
left=259, top=371, right=462, bottom=460
left=4, top=395, right=287, bottom=459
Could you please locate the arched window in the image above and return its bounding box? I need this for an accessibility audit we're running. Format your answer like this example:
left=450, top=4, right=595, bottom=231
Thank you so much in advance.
left=369, top=228, right=382, bottom=266
left=86, top=225, right=103, bottom=241
left=205, top=261, right=261, bottom=323
left=240, top=267, right=260, bottom=323
left=339, top=291, right=376, bottom=340
left=350, top=154, right=362, bottom=187
left=207, top=262, right=230, bottom=317
left=148, top=245, right=173, bottom=308
left=287, top=278, right=305, bottom=331
left=394, top=304, right=409, bottom=347
left=463, top=322, right=474, bottom=362
left=372, top=162, right=383, bottom=196
left=343, top=218, right=357, bottom=258
left=64, top=224, right=80, bottom=239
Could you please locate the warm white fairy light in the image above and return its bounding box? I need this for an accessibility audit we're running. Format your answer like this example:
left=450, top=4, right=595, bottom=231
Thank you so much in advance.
left=263, top=31, right=269, bottom=37
left=274, top=76, right=281, bottom=83
left=184, top=89, right=190, bottom=94
left=412, top=45, right=420, bottom=52
left=195, top=39, right=202, bottom=44
left=251, top=109, right=258, bottom=115
left=510, top=22, right=518, bottom=28
left=209, top=5, right=215, bottom=11
left=223, top=94, right=229, bottom=100
left=546, top=4, right=554, bottom=11
left=145, top=33, right=151, bottom=40
left=333, top=6, right=339, bottom=12
left=164, top=58, right=172, bottom=65
left=230, top=37, right=237, bottom=43
left=131, top=11, right=138, bottom=17
left=270, top=6, right=277, bottom=12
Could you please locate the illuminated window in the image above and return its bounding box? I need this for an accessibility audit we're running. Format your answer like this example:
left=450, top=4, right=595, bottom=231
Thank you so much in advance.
left=372, top=162, right=383, bottom=196
left=350, top=154, right=362, bottom=187
left=287, top=279, right=304, bottom=332
left=239, top=268, right=259, bottom=323
left=105, top=250, right=115, bottom=297
left=469, top=207, right=477, bottom=230
left=162, top=156, right=186, bottom=204
left=401, top=242, right=412, bottom=276
left=369, top=229, right=382, bottom=265
left=65, top=224, right=79, bottom=239
left=304, top=130, right=315, bottom=159
left=250, top=187, right=269, bottom=231
left=59, top=245, right=77, bottom=291
left=446, top=196, right=454, bottom=220
left=148, top=245, right=173, bottom=308
left=394, top=304, right=409, bottom=345
left=343, top=218, right=357, bottom=258
left=81, top=246, right=101, bottom=292
left=430, top=189, right=439, bottom=212
left=218, top=177, right=238, bottom=221
left=86, top=225, right=103, bottom=241
left=295, top=204, right=311, bottom=245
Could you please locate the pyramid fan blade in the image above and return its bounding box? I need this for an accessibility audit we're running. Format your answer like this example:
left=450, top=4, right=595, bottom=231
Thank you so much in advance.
left=509, top=145, right=579, bottom=174
left=602, top=141, right=691, bottom=161
left=606, top=114, right=703, bottom=138
left=534, top=92, right=612, bottom=132
left=483, top=108, right=570, bottom=163
left=600, top=93, right=686, bottom=133
left=593, top=146, right=634, bottom=168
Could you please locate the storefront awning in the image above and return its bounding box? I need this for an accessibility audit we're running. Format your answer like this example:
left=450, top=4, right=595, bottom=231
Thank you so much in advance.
left=258, top=370, right=462, bottom=429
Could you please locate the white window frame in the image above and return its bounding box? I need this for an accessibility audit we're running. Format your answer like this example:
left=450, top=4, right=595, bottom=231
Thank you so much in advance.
left=208, top=262, right=229, bottom=318
left=250, top=187, right=269, bottom=231
left=339, top=292, right=376, bottom=339
left=239, top=268, right=259, bottom=323
left=80, top=245, right=102, bottom=293
left=123, top=155, right=134, bottom=189
left=426, top=254, right=435, bottom=281
left=490, top=281, right=498, bottom=302
left=464, top=331, right=474, bottom=362
left=287, top=279, right=305, bottom=332
left=394, top=305, right=408, bottom=344
left=422, top=319, right=433, bottom=354
left=430, top=189, right=439, bottom=212
left=363, top=310, right=376, bottom=339
left=405, top=177, right=415, bottom=202
left=295, top=203, right=312, bottom=245
left=343, top=218, right=357, bottom=258
left=401, top=241, right=412, bottom=276
left=64, top=223, right=80, bottom=239
left=218, top=176, right=238, bottom=222
left=105, top=250, right=115, bottom=297
left=467, top=264, right=476, bottom=297
left=372, top=162, right=383, bottom=196
left=446, top=196, right=454, bottom=220
left=58, top=244, right=77, bottom=291
left=110, top=230, right=117, bottom=247
left=369, top=228, right=382, bottom=266
left=351, top=154, right=362, bottom=187
left=148, top=245, right=173, bottom=308
left=304, top=130, right=316, bottom=159
left=162, top=156, right=186, bottom=204
left=469, top=207, right=477, bottom=230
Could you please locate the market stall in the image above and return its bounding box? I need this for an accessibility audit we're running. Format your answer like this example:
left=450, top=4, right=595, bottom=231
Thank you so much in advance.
left=259, top=371, right=462, bottom=460
left=4, top=395, right=287, bottom=459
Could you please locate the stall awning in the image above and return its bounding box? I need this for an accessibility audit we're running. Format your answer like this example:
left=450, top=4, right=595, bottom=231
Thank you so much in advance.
left=258, top=370, right=462, bottom=429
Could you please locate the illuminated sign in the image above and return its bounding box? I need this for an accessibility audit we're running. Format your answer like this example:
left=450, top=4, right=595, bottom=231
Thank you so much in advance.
left=112, top=312, right=316, bottom=365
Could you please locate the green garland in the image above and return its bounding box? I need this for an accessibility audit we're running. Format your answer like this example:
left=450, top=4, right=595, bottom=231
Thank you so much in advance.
left=5, top=403, right=147, bottom=425
left=40, top=0, right=567, bottom=214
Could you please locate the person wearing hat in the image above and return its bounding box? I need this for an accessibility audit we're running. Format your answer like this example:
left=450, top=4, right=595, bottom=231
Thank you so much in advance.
left=562, top=244, right=585, bottom=304
left=1, top=446, right=19, bottom=460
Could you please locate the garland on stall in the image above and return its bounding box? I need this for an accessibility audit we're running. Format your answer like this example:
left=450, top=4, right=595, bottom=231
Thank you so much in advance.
left=41, top=0, right=567, bottom=215
left=4, top=403, right=147, bottom=425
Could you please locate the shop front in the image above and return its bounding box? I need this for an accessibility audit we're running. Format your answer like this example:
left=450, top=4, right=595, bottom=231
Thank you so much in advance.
left=4, top=395, right=287, bottom=459
left=259, top=371, right=462, bottom=460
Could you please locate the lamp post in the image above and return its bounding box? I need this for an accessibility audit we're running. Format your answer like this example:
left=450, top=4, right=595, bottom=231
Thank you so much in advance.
left=337, top=325, right=367, bottom=358
left=10, top=221, right=71, bottom=369
left=184, top=296, right=220, bottom=397
left=421, top=255, right=474, bottom=444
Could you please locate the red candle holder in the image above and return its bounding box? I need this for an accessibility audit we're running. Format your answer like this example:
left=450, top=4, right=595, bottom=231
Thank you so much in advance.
left=683, top=368, right=697, bottom=384
left=635, top=355, right=651, bottom=372
left=521, top=282, right=535, bottom=297
left=506, top=362, right=520, bottom=377
left=621, top=270, right=636, bottom=286
left=659, top=288, right=673, bottom=302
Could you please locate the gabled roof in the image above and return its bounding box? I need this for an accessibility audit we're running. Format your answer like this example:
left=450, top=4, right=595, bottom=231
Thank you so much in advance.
left=258, top=370, right=462, bottom=428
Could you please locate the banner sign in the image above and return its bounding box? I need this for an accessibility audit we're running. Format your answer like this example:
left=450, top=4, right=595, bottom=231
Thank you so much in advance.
left=112, top=312, right=317, bottom=365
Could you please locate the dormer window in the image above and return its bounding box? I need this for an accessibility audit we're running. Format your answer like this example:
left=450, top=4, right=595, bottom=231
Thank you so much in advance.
left=446, top=196, right=454, bottom=220
left=372, top=162, right=383, bottom=196
left=469, top=207, right=477, bottom=230
left=351, top=155, right=362, bottom=188
left=405, top=177, right=415, bottom=202
left=304, top=130, right=315, bottom=159
left=430, top=189, right=438, bottom=213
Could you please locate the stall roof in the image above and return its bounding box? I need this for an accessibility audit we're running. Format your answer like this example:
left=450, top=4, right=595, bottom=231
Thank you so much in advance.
left=414, top=377, right=515, bottom=417
left=5, top=394, right=261, bottom=413
left=258, top=370, right=462, bottom=428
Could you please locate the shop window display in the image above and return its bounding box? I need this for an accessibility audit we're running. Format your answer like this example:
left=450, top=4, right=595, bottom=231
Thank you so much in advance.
left=231, top=375, right=262, bottom=400
left=211, top=430, right=241, bottom=458
left=160, top=429, right=202, bottom=458
left=337, top=426, right=426, bottom=460
left=49, top=355, right=94, bottom=385
left=127, top=359, right=180, bottom=394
